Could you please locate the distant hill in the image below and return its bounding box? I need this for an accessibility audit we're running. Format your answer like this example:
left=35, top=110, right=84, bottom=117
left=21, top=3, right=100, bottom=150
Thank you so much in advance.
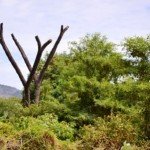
left=0, top=84, right=22, bottom=98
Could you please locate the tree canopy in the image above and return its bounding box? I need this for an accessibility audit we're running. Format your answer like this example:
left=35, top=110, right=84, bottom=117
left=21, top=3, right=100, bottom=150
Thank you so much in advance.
left=0, top=33, right=149, bottom=149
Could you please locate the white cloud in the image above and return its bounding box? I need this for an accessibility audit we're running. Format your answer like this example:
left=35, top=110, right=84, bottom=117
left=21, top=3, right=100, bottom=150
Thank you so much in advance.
left=0, top=0, right=150, bottom=89
left=1, top=0, right=18, bottom=6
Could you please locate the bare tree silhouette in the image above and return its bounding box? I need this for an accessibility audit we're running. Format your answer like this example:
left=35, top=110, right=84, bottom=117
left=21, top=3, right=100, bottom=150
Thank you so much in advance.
left=0, top=23, right=69, bottom=106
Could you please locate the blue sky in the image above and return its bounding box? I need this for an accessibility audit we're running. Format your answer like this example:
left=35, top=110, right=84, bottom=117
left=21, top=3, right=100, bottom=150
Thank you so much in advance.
left=0, top=0, right=150, bottom=89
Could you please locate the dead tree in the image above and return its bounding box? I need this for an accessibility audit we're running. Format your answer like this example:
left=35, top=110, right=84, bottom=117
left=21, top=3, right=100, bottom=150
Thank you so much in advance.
left=0, top=23, right=69, bottom=106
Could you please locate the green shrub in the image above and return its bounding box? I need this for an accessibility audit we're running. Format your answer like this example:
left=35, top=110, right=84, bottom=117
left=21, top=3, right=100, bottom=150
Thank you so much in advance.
left=0, top=98, right=23, bottom=119
left=0, top=122, right=15, bottom=136
left=78, top=114, right=140, bottom=150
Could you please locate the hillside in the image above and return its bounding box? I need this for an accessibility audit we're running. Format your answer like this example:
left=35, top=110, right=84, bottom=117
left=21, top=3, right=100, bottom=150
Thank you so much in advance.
left=0, top=84, right=22, bottom=98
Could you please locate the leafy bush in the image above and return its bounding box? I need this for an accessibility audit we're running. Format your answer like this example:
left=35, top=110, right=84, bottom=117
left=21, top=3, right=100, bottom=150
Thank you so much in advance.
left=78, top=114, right=140, bottom=150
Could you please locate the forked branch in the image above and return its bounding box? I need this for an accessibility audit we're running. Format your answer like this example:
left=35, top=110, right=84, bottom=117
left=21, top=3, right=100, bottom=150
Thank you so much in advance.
left=26, top=36, right=52, bottom=88
left=38, top=25, right=69, bottom=82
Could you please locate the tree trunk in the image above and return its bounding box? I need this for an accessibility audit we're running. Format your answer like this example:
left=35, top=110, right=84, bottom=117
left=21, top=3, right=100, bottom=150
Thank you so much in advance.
left=22, top=87, right=30, bottom=107
left=34, top=82, right=41, bottom=104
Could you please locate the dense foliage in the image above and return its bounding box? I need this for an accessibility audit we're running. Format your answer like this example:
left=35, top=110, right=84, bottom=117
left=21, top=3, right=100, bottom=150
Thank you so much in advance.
left=0, top=34, right=149, bottom=149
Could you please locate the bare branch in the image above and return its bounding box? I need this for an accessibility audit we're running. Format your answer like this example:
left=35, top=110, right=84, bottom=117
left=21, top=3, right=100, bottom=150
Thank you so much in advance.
left=26, top=37, right=52, bottom=87
left=11, top=34, right=32, bottom=72
left=35, top=36, right=41, bottom=51
left=0, top=23, right=26, bottom=86
left=38, top=25, right=69, bottom=82
left=61, top=25, right=69, bottom=33
left=0, top=23, right=3, bottom=31
left=0, top=23, right=3, bottom=41
left=41, top=39, right=52, bottom=50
